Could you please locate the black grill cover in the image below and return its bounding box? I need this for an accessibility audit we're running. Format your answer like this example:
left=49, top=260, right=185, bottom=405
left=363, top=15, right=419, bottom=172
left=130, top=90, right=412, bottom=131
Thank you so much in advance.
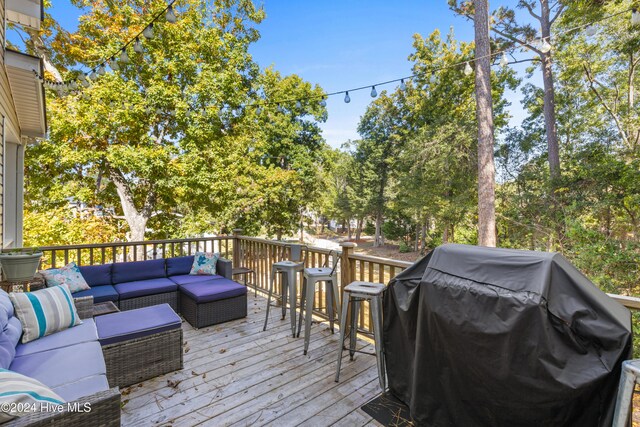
left=383, top=244, right=632, bottom=426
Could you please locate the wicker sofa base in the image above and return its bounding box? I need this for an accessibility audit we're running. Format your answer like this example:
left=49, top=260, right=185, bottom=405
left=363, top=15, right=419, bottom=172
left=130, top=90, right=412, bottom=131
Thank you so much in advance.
left=102, top=328, right=183, bottom=388
left=180, top=293, right=247, bottom=328
left=118, top=291, right=178, bottom=312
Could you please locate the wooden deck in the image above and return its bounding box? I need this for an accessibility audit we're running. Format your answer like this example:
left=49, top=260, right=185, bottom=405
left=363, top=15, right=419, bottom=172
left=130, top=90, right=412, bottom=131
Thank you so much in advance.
left=120, top=293, right=382, bottom=426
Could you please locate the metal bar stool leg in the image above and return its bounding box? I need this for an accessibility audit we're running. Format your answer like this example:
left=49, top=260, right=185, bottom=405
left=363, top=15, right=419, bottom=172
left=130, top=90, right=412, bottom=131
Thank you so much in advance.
left=303, top=277, right=316, bottom=354
left=287, top=269, right=298, bottom=337
left=281, top=271, right=288, bottom=320
left=335, top=291, right=350, bottom=382
left=297, top=277, right=307, bottom=338
left=326, top=281, right=335, bottom=333
left=331, top=274, right=340, bottom=326
left=371, top=295, right=386, bottom=391
left=613, top=360, right=640, bottom=427
left=349, top=298, right=359, bottom=360
left=263, top=266, right=277, bottom=331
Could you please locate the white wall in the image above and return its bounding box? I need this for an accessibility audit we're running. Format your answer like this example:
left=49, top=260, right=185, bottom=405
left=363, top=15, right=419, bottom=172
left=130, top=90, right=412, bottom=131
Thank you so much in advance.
left=3, top=128, right=22, bottom=248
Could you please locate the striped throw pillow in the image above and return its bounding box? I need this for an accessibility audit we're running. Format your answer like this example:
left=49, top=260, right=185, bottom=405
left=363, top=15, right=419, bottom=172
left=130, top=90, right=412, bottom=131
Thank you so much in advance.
left=0, top=368, right=65, bottom=422
left=9, top=285, right=82, bottom=344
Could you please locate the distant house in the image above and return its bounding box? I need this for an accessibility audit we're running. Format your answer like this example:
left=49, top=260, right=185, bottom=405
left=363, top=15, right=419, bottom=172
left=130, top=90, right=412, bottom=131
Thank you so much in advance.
left=1, top=0, right=47, bottom=248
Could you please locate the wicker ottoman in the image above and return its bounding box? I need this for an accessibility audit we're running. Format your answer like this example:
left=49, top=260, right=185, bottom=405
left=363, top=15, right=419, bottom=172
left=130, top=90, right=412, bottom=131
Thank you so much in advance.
left=95, top=304, right=183, bottom=388
left=179, top=278, right=248, bottom=328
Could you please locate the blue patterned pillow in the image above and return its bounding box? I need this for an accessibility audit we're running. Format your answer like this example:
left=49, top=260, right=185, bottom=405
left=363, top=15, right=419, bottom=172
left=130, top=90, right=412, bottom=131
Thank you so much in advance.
left=189, top=252, right=220, bottom=275
left=41, top=262, right=90, bottom=293
left=9, top=285, right=82, bottom=344
left=0, top=368, right=65, bottom=422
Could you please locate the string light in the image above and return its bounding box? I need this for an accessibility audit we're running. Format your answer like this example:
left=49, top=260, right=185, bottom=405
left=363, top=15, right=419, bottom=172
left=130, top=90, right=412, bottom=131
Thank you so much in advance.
left=119, top=49, right=129, bottom=64
left=370, top=86, right=377, bottom=97
left=134, top=38, right=144, bottom=54
left=399, top=79, right=406, bottom=90
left=539, top=39, right=552, bottom=53
left=295, top=100, right=302, bottom=109
left=344, top=91, right=351, bottom=103
left=464, top=62, right=473, bottom=76
left=166, top=5, right=177, bottom=23
left=500, top=52, right=509, bottom=67
left=97, top=64, right=106, bottom=76
left=143, top=23, right=154, bottom=40
left=110, top=57, right=120, bottom=71
left=429, top=72, right=437, bottom=84
left=632, top=9, right=640, bottom=26
left=319, top=97, right=327, bottom=107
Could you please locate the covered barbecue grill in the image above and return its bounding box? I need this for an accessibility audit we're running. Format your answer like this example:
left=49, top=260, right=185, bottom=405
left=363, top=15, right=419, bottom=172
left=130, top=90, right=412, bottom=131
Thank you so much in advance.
left=383, top=244, right=632, bottom=426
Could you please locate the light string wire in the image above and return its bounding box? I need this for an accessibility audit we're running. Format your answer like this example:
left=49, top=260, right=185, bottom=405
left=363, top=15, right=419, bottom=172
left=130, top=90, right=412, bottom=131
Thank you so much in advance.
left=233, top=6, right=637, bottom=110
left=36, top=5, right=634, bottom=112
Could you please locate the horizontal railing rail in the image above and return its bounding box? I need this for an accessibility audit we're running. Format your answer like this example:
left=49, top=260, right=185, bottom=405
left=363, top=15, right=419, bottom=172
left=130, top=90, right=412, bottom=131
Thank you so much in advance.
left=5, top=237, right=234, bottom=269
left=7, top=233, right=640, bottom=336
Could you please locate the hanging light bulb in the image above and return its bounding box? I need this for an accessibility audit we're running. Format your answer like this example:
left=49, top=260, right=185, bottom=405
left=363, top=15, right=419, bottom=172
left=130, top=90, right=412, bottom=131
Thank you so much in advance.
left=632, top=9, right=640, bottom=26
left=89, top=70, right=97, bottom=80
left=110, top=57, right=120, bottom=71
left=320, top=97, right=327, bottom=107
left=585, top=25, right=598, bottom=37
left=120, top=49, right=129, bottom=64
left=166, top=5, right=177, bottom=23
left=70, top=80, right=78, bottom=90
left=464, top=62, right=473, bottom=76
left=539, top=39, right=552, bottom=53
left=97, top=64, right=106, bottom=76
left=256, top=106, right=262, bottom=115
left=370, top=86, right=377, bottom=98
left=500, top=52, right=509, bottom=67
left=344, top=91, right=350, bottom=103
left=133, top=38, right=144, bottom=54
left=429, top=72, right=437, bottom=84
left=81, top=76, right=90, bottom=88
left=400, top=79, right=407, bottom=90
left=296, top=100, right=302, bottom=109
left=143, top=23, right=154, bottom=40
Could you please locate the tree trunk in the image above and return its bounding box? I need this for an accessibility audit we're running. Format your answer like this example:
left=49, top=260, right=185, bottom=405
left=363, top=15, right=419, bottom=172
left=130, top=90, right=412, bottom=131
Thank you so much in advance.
left=109, top=167, right=151, bottom=243
left=540, top=0, right=561, bottom=180
left=474, top=0, right=497, bottom=247
left=414, top=222, right=420, bottom=252
left=300, top=214, right=304, bottom=243
left=443, top=223, right=450, bottom=244
left=356, top=218, right=362, bottom=241
left=347, top=220, right=352, bottom=239
left=374, top=210, right=384, bottom=247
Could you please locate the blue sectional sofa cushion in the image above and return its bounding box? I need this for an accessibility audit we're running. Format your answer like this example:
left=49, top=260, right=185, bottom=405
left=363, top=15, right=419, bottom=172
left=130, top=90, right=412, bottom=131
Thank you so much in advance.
left=114, top=278, right=177, bottom=299
left=79, top=264, right=113, bottom=287
left=166, top=256, right=194, bottom=277
left=169, top=274, right=224, bottom=286
left=73, top=285, right=119, bottom=303
left=52, top=374, right=110, bottom=402
left=10, top=341, right=106, bottom=389
left=15, top=319, right=98, bottom=358
left=0, top=292, right=19, bottom=369
left=180, top=278, right=247, bottom=303
left=95, top=303, right=181, bottom=345
left=112, top=258, right=166, bottom=284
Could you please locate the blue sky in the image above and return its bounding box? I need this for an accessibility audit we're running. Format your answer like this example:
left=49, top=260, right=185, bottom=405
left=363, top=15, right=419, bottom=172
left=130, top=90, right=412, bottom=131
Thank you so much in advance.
left=45, top=0, right=529, bottom=148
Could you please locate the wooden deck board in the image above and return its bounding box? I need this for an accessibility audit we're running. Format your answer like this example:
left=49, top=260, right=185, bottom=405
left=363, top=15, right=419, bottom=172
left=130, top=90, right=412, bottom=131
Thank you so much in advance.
left=120, top=294, right=380, bottom=426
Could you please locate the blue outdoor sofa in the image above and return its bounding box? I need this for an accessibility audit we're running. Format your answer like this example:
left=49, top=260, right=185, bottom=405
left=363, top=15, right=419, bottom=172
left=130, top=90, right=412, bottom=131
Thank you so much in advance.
left=69, top=255, right=247, bottom=328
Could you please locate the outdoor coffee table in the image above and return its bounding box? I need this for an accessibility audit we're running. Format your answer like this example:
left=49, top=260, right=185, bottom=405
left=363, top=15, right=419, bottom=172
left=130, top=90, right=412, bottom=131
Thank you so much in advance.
left=95, top=303, right=183, bottom=387
left=93, top=301, right=119, bottom=317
